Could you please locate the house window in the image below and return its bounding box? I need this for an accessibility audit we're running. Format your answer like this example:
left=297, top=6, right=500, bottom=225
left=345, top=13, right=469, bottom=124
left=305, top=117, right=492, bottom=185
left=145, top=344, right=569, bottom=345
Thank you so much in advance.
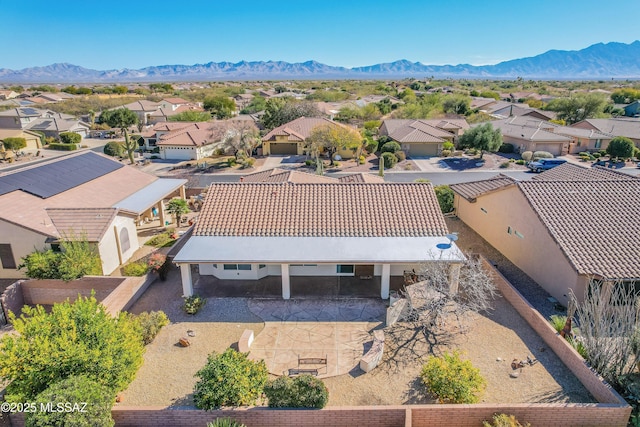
left=223, top=264, right=251, bottom=271
left=0, top=244, right=16, bottom=269
left=595, top=139, right=602, bottom=148
left=120, top=228, right=131, bottom=253
left=223, top=264, right=237, bottom=270
left=259, top=264, right=266, bottom=269
left=50, top=243, right=61, bottom=252
left=336, top=265, right=354, bottom=274
left=148, top=139, right=157, bottom=147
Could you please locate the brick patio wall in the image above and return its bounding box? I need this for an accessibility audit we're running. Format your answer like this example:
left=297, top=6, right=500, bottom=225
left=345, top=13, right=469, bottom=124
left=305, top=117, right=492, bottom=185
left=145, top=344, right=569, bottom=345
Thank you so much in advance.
left=0, top=281, right=23, bottom=319
left=20, top=276, right=124, bottom=306
left=101, top=275, right=154, bottom=317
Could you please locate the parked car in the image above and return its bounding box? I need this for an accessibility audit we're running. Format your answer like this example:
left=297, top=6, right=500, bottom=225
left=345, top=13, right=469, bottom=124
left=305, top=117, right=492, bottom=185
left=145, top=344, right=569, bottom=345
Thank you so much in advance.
left=527, top=158, right=566, bottom=173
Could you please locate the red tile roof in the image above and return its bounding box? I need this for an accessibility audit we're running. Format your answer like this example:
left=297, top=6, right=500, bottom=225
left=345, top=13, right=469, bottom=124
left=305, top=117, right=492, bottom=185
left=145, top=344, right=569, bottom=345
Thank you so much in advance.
left=241, top=169, right=385, bottom=184
left=46, top=208, right=119, bottom=242
left=449, top=175, right=516, bottom=201
left=195, top=182, right=448, bottom=237
left=262, top=117, right=353, bottom=142
left=531, top=163, right=638, bottom=182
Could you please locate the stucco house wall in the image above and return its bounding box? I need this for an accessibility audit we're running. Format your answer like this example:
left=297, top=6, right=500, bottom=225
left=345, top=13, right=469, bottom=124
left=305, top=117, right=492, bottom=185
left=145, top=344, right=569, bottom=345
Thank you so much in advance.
left=454, top=186, right=581, bottom=305
left=97, top=215, right=140, bottom=275
left=0, top=219, right=50, bottom=279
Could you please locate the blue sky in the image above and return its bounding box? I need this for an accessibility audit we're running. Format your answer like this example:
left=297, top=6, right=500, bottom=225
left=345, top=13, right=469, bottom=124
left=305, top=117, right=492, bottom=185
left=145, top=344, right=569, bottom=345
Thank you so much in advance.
left=2, top=0, right=639, bottom=70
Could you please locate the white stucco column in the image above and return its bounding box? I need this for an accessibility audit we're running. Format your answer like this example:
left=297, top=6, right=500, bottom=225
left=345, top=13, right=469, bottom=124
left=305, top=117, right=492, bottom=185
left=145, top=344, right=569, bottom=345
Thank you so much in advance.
left=281, top=264, right=291, bottom=300
left=157, top=200, right=166, bottom=225
left=381, top=263, right=391, bottom=299
left=448, top=263, right=461, bottom=294
left=180, top=264, right=193, bottom=297
left=179, top=185, right=186, bottom=200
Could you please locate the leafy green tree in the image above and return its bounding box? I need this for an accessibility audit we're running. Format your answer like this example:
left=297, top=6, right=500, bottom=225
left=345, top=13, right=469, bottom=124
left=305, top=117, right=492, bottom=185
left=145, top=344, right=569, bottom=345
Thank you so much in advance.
left=239, top=96, right=266, bottom=114
left=168, top=111, right=212, bottom=122
left=606, top=136, right=635, bottom=160
left=380, top=152, right=398, bottom=169
left=545, top=93, right=607, bottom=124
left=458, top=123, right=503, bottom=159
left=100, top=108, right=138, bottom=163
left=59, top=131, right=81, bottom=145
left=434, top=185, right=454, bottom=213
left=194, top=348, right=268, bottom=409
left=19, top=236, right=102, bottom=281
left=479, top=91, right=500, bottom=100
left=0, top=295, right=144, bottom=402
left=166, top=198, right=190, bottom=226
left=18, top=249, right=59, bottom=279
left=113, top=85, right=128, bottom=95
left=26, top=375, right=115, bottom=427
left=149, top=83, right=174, bottom=93
left=203, top=96, right=235, bottom=119
left=261, top=99, right=321, bottom=130
left=2, top=137, right=26, bottom=155
left=611, top=88, right=640, bottom=104
left=305, top=123, right=361, bottom=165
left=103, top=141, right=126, bottom=157
left=376, top=98, right=394, bottom=114
left=442, top=94, right=472, bottom=115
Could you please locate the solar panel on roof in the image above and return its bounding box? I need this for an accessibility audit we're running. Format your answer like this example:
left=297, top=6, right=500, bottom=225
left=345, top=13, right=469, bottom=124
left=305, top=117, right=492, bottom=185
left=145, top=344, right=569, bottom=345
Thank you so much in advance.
left=20, top=108, right=39, bottom=116
left=0, top=152, right=124, bottom=199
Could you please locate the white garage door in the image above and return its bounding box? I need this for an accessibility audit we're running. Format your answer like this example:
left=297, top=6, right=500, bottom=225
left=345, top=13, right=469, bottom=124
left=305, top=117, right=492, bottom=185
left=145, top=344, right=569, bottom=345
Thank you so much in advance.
left=534, top=143, right=562, bottom=156
left=162, top=147, right=196, bottom=160
left=408, top=143, right=438, bottom=157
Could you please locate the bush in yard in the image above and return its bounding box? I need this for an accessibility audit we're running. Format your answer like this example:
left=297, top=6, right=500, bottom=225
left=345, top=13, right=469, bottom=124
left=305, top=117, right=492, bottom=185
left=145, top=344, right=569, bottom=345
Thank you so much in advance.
left=498, top=143, right=515, bottom=153
left=49, top=142, right=78, bottom=151
left=394, top=150, right=406, bottom=161
left=144, top=231, right=176, bottom=248
left=194, top=348, right=268, bottom=409
left=59, top=131, right=82, bottom=145
left=483, top=413, right=530, bottom=427
left=533, top=151, right=553, bottom=159
left=420, top=351, right=485, bottom=403
left=358, top=155, right=366, bottom=164
left=380, top=141, right=401, bottom=153
left=264, top=374, right=329, bottom=409
left=2, top=137, right=26, bottom=155
left=515, top=159, right=525, bottom=165
left=0, top=295, right=144, bottom=402
left=440, top=149, right=451, bottom=157
left=148, top=252, right=171, bottom=280
left=26, top=375, right=115, bottom=427
left=135, top=311, right=169, bottom=345
left=442, top=141, right=455, bottom=151
left=207, top=419, right=246, bottom=427
left=103, top=141, right=126, bottom=157
left=122, top=261, right=148, bottom=276
left=520, top=151, right=533, bottom=161
left=380, top=152, right=397, bottom=169
left=19, top=236, right=102, bottom=281
left=434, top=185, right=454, bottom=214
left=499, top=161, right=510, bottom=168
left=183, top=294, right=206, bottom=314
left=606, top=136, right=635, bottom=160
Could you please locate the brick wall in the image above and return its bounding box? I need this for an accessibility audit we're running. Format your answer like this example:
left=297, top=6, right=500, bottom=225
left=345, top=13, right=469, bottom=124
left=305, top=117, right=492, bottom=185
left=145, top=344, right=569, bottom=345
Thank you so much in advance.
left=20, top=277, right=124, bottom=306
left=0, top=281, right=23, bottom=319
left=101, top=275, right=152, bottom=317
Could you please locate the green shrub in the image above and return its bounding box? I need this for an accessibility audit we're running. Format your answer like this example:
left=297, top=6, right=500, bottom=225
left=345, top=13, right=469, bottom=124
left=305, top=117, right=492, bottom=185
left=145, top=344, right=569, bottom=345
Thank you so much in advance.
left=264, top=374, right=329, bottom=409
left=207, top=419, right=246, bottom=427
left=240, top=157, right=255, bottom=168
left=549, top=315, right=567, bottom=334
left=135, top=311, right=169, bottom=345
left=599, top=149, right=608, bottom=157
left=183, top=294, right=206, bottom=315
left=144, top=231, right=176, bottom=248
left=49, top=142, right=78, bottom=151
left=533, top=151, right=553, bottom=159
left=499, top=161, right=510, bottom=169
left=592, top=152, right=601, bottom=159
left=358, top=155, right=366, bottom=165
left=380, top=141, right=401, bottom=153
left=521, top=151, right=533, bottom=161
left=380, top=152, right=397, bottom=168
left=498, top=143, right=515, bottom=153
left=442, top=141, right=455, bottom=151
left=26, top=375, right=115, bottom=427
left=226, top=157, right=237, bottom=167
left=194, top=348, right=268, bottom=409
left=441, top=149, right=451, bottom=157
left=434, top=185, right=454, bottom=213
left=104, top=141, right=126, bottom=157
left=515, top=159, right=525, bottom=165
left=305, top=159, right=314, bottom=166
left=395, top=150, right=406, bottom=161
left=483, top=413, right=530, bottom=427
left=365, top=139, right=378, bottom=153
left=465, top=148, right=478, bottom=156
left=59, top=132, right=82, bottom=145
left=122, top=261, right=148, bottom=277
left=420, top=351, right=485, bottom=403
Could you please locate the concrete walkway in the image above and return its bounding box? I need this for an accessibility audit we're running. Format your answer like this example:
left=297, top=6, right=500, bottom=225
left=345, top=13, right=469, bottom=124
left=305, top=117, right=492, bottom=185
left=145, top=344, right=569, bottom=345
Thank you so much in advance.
left=247, top=299, right=385, bottom=378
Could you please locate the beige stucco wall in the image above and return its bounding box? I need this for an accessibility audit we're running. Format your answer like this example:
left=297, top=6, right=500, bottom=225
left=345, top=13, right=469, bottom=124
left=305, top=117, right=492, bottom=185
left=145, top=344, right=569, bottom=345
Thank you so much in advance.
left=98, top=216, right=140, bottom=275
left=454, top=186, right=582, bottom=305
left=0, top=219, right=50, bottom=279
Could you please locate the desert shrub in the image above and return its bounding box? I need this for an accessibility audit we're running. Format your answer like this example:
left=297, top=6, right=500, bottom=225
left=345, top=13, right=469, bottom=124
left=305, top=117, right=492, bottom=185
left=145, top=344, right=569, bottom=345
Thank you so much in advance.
left=264, top=374, right=329, bottom=409
left=515, top=159, right=525, bottom=165
left=358, top=155, right=366, bottom=164
left=434, top=185, right=454, bottom=214
left=592, top=152, right=601, bottom=159
left=394, top=150, right=406, bottom=161
left=194, top=349, right=268, bottom=410
left=499, top=161, right=510, bottom=169
left=634, top=147, right=640, bottom=159
left=549, top=315, right=567, bottom=334
left=442, top=141, right=455, bottom=151
left=49, top=142, right=78, bottom=151
left=59, top=131, right=82, bottom=145
left=122, top=261, right=148, bottom=277
left=483, top=413, right=530, bottom=427
left=240, top=157, right=255, bottom=168
left=183, top=294, right=206, bottom=314
left=521, top=151, right=533, bottom=161
left=533, top=151, right=553, bottom=159
left=441, top=149, right=451, bottom=157
left=148, top=253, right=171, bottom=280
left=144, top=231, right=176, bottom=248
left=420, top=351, right=485, bottom=403
left=135, top=311, right=169, bottom=345
left=465, top=148, right=478, bottom=155
left=305, top=159, right=314, bottom=166
left=498, top=143, right=515, bottom=153
left=26, top=375, right=115, bottom=427
left=380, top=141, right=401, bottom=153
left=226, top=157, right=237, bottom=167
left=365, top=139, right=378, bottom=153
left=207, top=419, right=246, bottom=427
left=380, top=152, right=397, bottom=168
left=377, top=135, right=391, bottom=145
left=104, top=141, right=126, bottom=157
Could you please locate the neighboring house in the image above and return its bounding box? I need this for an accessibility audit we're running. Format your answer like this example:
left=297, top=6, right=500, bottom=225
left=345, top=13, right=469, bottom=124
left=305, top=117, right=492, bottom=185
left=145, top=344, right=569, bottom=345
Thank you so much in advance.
left=240, top=168, right=385, bottom=184
left=624, top=100, right=640, bottom=117
left=379, top=119, right=469, bottom=157
left=173, top=181, right=464, bottom=299
left=0, top=151, right=187, bottom=278
left=157, top=122, right=231, bottom=160
left=0, top=129, right=42, bottom=153
left=147, top=98, right=204, bottom=124
left=489, top=104, right=556, bottom=121
left=0, top=107, right=44, bottom=129
left=261, top=117, right=358, bottom=157
left=572, top=118, right=640, bottom=147
left=234, top=93, right=255, bottom=110
left=119, top=100, right=162, bottom=125
left=449, top=163, right=640, bottom=305
left=0, top=108, right=88, bottom=139
left=0, top=90, right=18, bottom=100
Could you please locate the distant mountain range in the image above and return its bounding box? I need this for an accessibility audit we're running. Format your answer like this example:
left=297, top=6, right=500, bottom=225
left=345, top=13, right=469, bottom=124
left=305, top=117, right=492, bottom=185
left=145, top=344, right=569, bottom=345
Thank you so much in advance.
left=2, top=41, right=640, bottom=83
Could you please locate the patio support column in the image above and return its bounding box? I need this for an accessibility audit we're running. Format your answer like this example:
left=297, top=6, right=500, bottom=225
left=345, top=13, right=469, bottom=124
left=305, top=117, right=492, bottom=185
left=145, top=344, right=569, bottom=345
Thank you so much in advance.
left=281, top=264, right=291, bottom=300
left=381, top=263, right=390, bottom=299
left=179, top=185, right=186, bottom=200
left=448, top=263, right=461, bottom=294
left=180, top=263, right=193, bottom=297
left=157, top=200, right=166, bottom=225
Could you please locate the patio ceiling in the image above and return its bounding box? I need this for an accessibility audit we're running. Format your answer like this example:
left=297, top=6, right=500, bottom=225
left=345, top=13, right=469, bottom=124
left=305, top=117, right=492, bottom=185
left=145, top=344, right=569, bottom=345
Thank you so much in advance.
left=112, top=178, right=187, bottom=215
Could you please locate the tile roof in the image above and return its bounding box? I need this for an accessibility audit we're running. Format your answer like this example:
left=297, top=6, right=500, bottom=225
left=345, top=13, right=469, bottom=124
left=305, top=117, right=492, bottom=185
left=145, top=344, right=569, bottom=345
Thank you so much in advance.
left=531, top=163, right=638, bottom=182
left=491, top=119, right=572, bottom=142
left=519, top=180, right=640, bottom=279
left=162, top=97, right=190, bottom=104
left=46, top=208, right=119, bottom=242
left=337, top=173, right=385, bottom=183
left=449, top=175, right=516, bottom=201
left=194, top=182, right=448, bottom=237
left=573, top=118, right=640, bottom=140
left=262, top=117, right=351, bottom=142
left=241, top=169, right=385, bottom=184
left=496, top=116, right=612, bottom=140
left=157, top=122, right=230, bottom=147
left=380, top=119, right=468, bottom=143
left=121, top=100, right=160, bottom=112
